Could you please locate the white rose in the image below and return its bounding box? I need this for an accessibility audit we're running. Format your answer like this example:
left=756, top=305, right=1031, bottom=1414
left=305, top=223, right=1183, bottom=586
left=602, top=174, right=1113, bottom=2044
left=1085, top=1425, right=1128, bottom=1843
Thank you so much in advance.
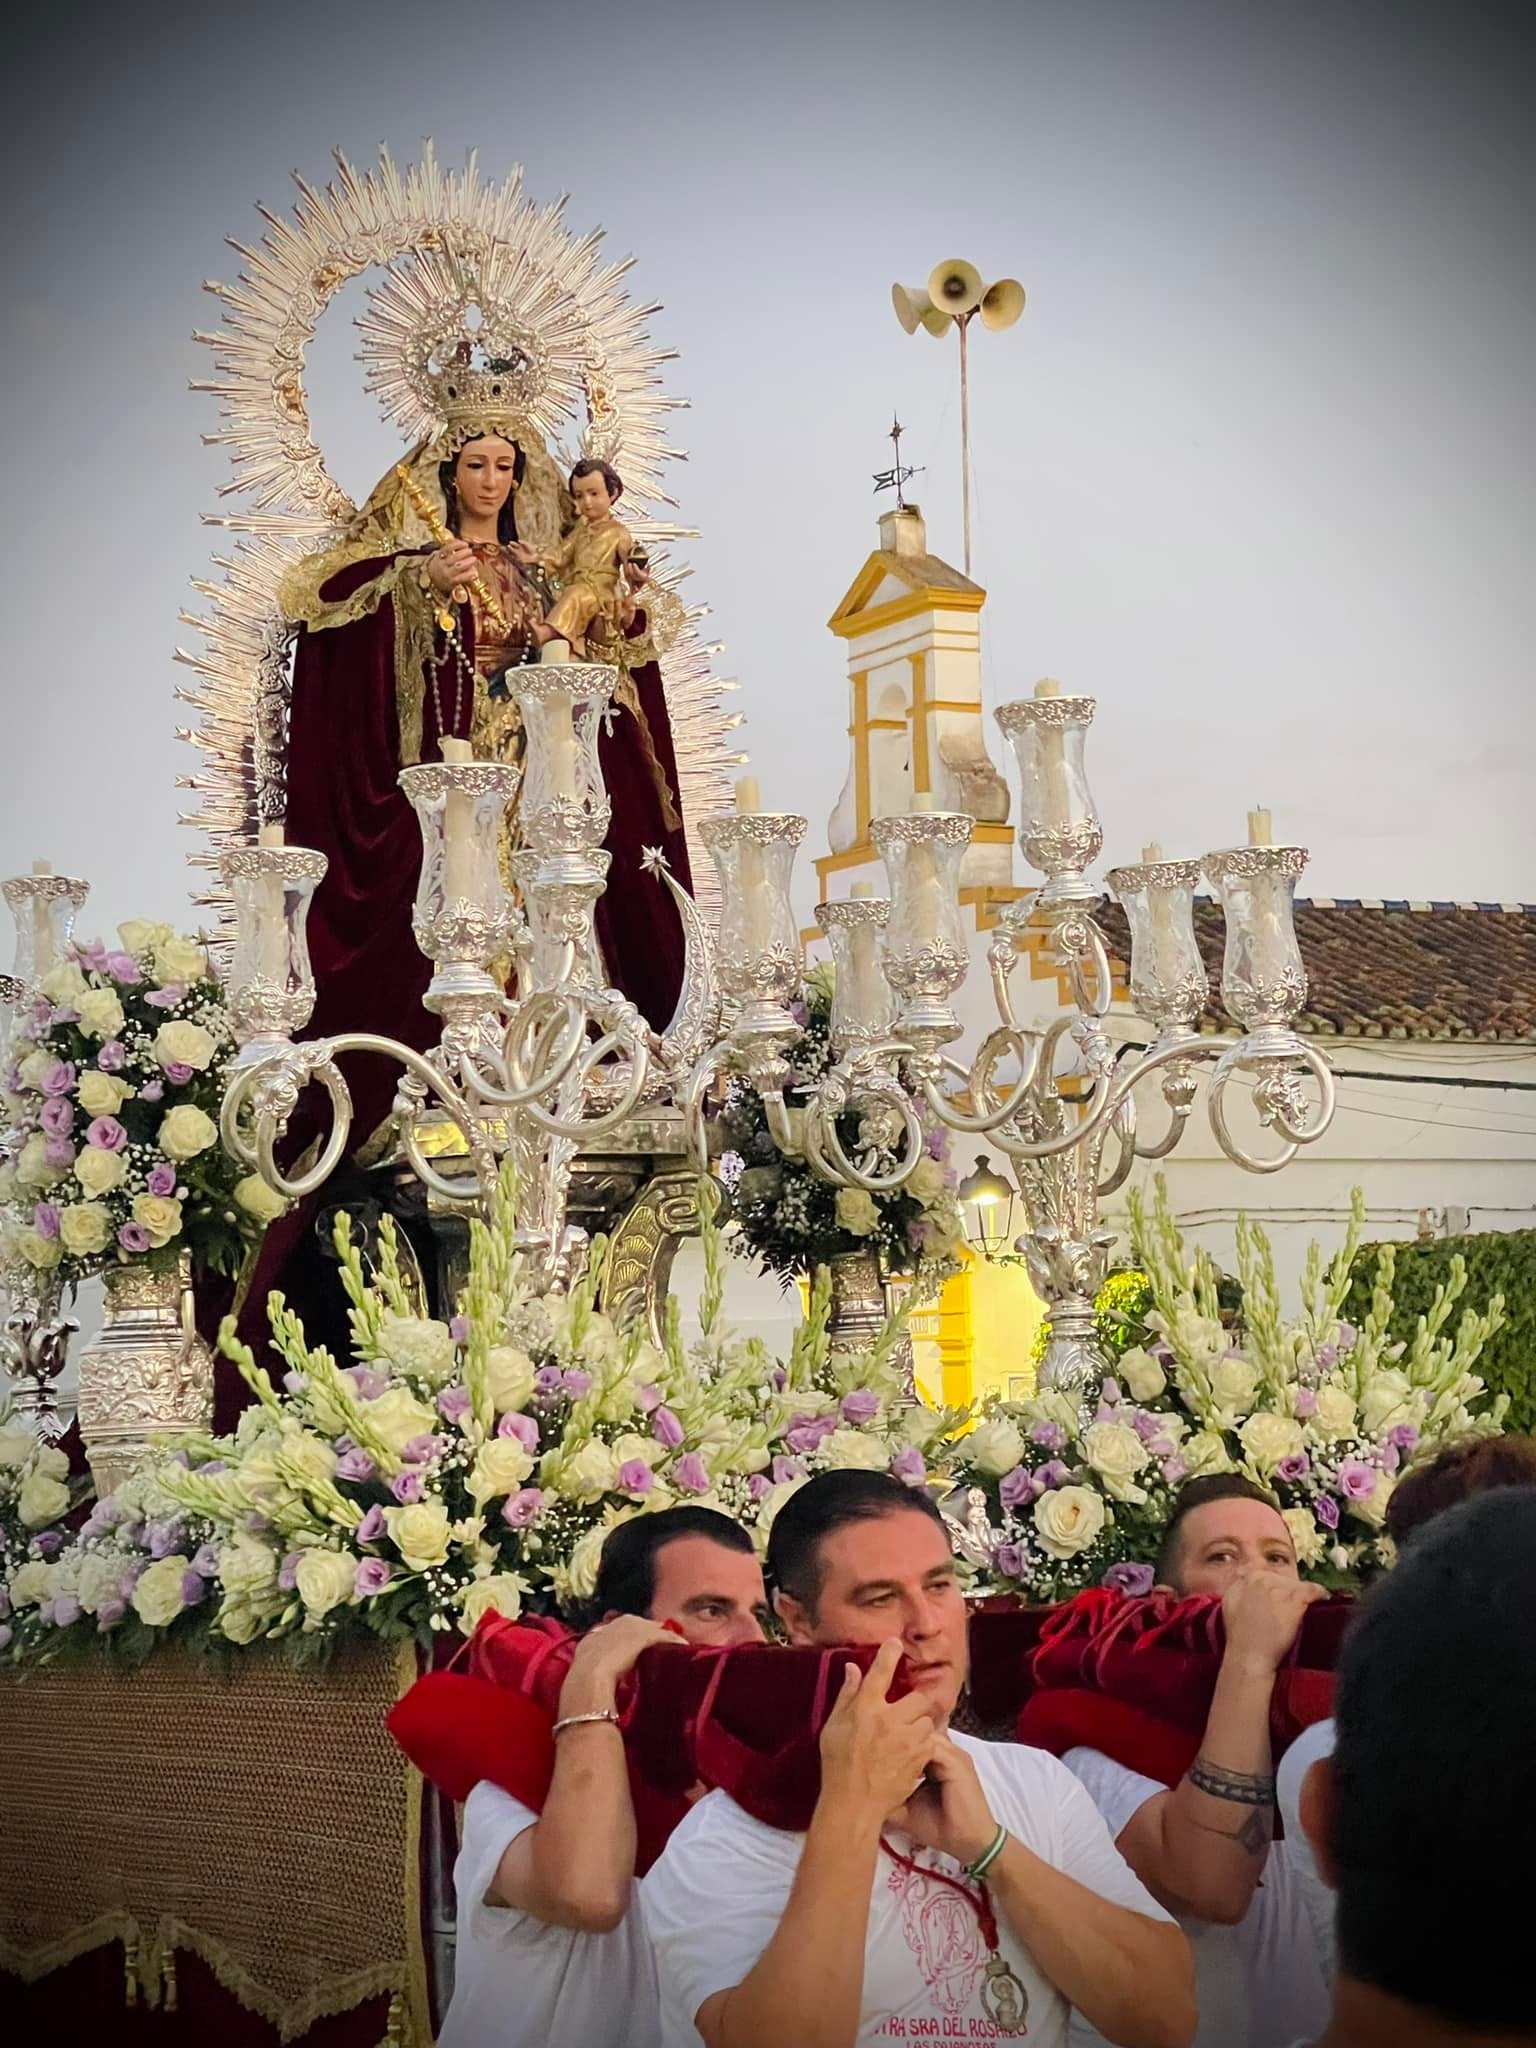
left=906, top=1156, right=948, bottom=1207
left=484, top=1344, right=538, bottom=1413
left=1033, top=1484, right=1108, bottom=1559
left=383, top=1501, right=454, bottom=1572
left=158, top=1104, right=218, bottom=1163
left=1119, top=1347, right=1167, bottom=1404
left=609, top=1432, right=663, bottom=1471
left=1238, top=1412, right=1306, bottom=1475
left=294, top=1549, right=357, bottom=1619
left=1359, top=1370, right=1418, bottom=1437
left=132, top=1195, right=184, bottom=1249
left=153, top=1021, right=217, bottom=1073
left=1019, top=1390, right=1080, bottom=1436
left=1181, top=1430, right=1235, bottom=1477
left=9, top=1560, right=56, bottom=1607
left=834, top=1187, right=880, bottom=1238
left=1309, top=1385, right=1358, bottom=1439
left=1082, top=1421, right=1150, bottom=1501
left=76, top=989, right=126, bottom=1041
left=362, top=1386, right=439, bottom=1454
left=821, top=1428, right=891, bottom=1472
left=558, top=1520, right=614, bottom=1603
left=40, top=962, right=88, bottom=1004
left=1282, top=1507, right=1327, bottom=1568
left=18, top=1471, right=72, bottom=1527
left=469, top=1438, right=536, bottom=1502
left=17, top=1229, right=64, bottom=1271
left=1209, top=1356, right=1261, bottom=1417
left=153, top=936, right=209, bottom=986
left=1346, top=1471, right=1396, bottom=1530
left=219, top=1599, right=270, bottom=1645
left=0, top=1428, right=38, bottom=1469
left=16, top=1135, right=66, bottom=1188
left=378, top=1315, right=458, bottom=1387
left=551, top=1438, right=620, bottom=1502
left=74, top=1147, right=126, bottom=1197
left=753, top=1476, right=809, bottom=1544
left=131, top=1556, right=190, bottom=1628
left=234, top=1174, right=289, bottom=1225
left=278, top=1434, right=337, bottom=1490
left=58, top=1203, right=113, bottom=1258
left=119, top=919, right=173, bottom=956
left=459, top=1573, right=529, bottom=1631
left=966, top=1417, right=1027, bottom=1480
left=77, top=1072, right=134, bottom=1117
left=33, top=1444, right=69, bottom=1479
left=218, top=1536, right=281, bottom=1601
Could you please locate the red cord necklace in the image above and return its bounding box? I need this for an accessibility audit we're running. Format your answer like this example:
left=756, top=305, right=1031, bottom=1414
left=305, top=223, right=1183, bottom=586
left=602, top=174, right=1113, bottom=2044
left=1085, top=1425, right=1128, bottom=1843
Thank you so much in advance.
left=879, top=1835, right=1030, bottom=2036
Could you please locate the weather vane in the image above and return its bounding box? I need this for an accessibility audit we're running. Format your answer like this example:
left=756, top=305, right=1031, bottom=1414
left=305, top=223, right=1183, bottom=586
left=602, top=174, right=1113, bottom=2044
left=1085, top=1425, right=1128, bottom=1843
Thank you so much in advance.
left=872, top=414, right=923, bottom=509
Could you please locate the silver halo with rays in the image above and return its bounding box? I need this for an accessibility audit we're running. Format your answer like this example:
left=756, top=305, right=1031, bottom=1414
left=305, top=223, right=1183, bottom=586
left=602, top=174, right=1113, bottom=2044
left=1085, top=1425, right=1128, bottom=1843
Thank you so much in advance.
left=177, top=144, right=742, bottom=929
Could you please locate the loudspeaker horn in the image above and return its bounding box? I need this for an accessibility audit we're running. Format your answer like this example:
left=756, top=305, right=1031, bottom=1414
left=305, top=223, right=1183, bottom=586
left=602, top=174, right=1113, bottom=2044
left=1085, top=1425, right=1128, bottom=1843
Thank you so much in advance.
left=891, top=282, right=931, bottom=335
left=980, top=276, right=1027, bottom=331
left=927, top=258, right=984, bottom=318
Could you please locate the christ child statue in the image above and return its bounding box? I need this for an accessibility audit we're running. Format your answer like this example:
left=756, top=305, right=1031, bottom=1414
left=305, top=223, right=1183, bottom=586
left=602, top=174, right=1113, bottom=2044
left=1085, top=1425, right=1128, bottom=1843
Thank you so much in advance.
left=519, top=457, right=636, bottom=656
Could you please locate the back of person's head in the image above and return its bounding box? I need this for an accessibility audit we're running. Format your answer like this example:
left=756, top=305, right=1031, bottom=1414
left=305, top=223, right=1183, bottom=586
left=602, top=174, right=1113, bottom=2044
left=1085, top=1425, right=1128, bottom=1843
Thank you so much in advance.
left=1155, top=1472, right=1280, bottom=1585
left=767, top=1470, right=946, bottom=1616
left=593, top=1505, right=754, bottom=1619
left=1329, top=1488, right=1536, bottom=2032
left=1384, top=1431, right=1536, bottom=1547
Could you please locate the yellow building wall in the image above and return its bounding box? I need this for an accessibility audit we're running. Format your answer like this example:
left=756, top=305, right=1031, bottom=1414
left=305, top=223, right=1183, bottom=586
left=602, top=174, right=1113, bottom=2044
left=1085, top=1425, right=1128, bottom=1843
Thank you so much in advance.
left=904, top=1251, right=1045, bottom=1417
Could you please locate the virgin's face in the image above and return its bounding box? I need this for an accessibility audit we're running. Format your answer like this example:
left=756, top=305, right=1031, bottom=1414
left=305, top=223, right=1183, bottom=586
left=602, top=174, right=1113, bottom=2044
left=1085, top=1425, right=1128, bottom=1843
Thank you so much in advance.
left=454, top=437, right=519, bottom=521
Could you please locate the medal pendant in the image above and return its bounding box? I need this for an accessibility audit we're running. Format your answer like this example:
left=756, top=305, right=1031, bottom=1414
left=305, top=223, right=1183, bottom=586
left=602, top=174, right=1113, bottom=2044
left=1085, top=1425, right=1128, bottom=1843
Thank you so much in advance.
left=436, top=606, right=456, bottom=635
left=981, top=1955, right=1029, bottom=2036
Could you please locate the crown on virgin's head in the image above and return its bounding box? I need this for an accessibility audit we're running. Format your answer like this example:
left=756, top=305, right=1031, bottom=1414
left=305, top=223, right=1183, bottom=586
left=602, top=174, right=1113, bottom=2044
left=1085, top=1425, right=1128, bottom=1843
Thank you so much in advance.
left=426, top=341, right=534, bottom=440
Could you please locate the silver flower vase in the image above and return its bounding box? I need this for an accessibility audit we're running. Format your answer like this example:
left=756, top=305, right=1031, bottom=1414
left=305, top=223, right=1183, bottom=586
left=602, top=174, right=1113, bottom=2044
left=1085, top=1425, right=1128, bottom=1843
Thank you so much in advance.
left=76, top=1257, right=214, bottom=1496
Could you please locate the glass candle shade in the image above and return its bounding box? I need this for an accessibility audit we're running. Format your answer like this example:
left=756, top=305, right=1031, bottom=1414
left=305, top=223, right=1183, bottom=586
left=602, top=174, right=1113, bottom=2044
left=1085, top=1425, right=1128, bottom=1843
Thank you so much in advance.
left=512, top=664, right=616, bottom=854
left=2, top=873, right=88, bottom=990
left=512, top=846, right=610, bottom=993
left=219, top=846, right=328, bottom=1050
left=400, top=760, right=519, bottom=967
left=994, top=696, right=1103, bottom=878
left=699, top=812, right=805, bottom=1009
left=1105, top=857, right=1208, bottom=1032
left=871, top=812, right=971, bottom=1038
left=815, top=898, right=898, bottom=1048
left=1201, top=845, right=1309, bottom=1032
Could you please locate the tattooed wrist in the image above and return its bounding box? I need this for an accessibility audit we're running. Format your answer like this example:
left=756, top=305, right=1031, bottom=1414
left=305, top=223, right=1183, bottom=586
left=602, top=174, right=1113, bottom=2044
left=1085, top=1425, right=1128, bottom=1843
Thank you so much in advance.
left=1186, top=1758, right=1277, bottom=1807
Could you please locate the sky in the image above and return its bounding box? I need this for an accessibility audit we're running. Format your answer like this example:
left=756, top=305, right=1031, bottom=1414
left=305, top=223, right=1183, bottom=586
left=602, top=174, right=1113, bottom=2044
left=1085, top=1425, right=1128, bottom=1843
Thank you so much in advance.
left=3, top=0, right=1534, bottom=949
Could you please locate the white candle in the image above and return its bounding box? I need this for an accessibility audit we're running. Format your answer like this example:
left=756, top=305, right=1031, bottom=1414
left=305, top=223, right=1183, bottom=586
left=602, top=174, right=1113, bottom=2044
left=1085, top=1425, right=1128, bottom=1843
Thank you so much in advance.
left=1141, top=841, right=1173, bottom=948
left=255, top=824, right=286, bottom=985
left=440, top=738, right=477, bottom=905
left=733, top=778, right=771, bottom=954
left=1033, top=679, right=1068, bottom=832
left=535, top=651, right=580, bottom=805
left=540, top=639, right=572, bottom=666
left=29, top=859, right=52, bottom=978
left=904, top=796, right=944, bottom=947
left=1247, top=808, right=1273, bottom=847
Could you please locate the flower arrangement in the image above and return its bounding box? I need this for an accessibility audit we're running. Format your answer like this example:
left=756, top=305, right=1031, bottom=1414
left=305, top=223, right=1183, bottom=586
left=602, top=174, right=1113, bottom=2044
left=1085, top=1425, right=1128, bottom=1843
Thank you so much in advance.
left=0, top=1169, right=966, bottom=1665
left=716, top=966, right=964, bottom=1286
left=952, top=1181, right=1508, bottom=1601
left=0, top=1411, right=85, bottom=1654
left=0, top=922, right=276, bottom=1288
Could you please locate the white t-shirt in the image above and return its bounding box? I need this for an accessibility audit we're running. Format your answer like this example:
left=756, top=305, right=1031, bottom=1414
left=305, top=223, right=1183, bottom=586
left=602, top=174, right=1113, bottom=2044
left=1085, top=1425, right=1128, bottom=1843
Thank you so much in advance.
left=438, top=1780, right=661, bottom=2048
left=1063, top=1749, right=1329, bottom=2048
left=642, top=1729, right=1172, bottom=2046
left=1275, top=1717, right=1337, bottom=1987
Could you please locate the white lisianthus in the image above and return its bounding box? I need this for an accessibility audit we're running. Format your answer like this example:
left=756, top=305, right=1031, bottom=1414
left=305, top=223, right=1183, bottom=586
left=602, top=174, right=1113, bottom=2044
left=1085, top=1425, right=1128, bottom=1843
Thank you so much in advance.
left=821, top=1428, right=891, bottom=1472
left=40, top=962, right=89, bottom=1005
left=1238, top=1412, right=1306, bottom=1475
left=158, top=1105, right=218, bottom=1163
left=1282, top=1507, right=1327, bottom=1567
left=834, top=1187, right=880, bottom=1238
left=17, top=1469, right=71, bottom=1527
left=153, top=936, right=209, bottom=986
left=1359, top=1370, right=1419, bottom=1437
left=1208, top=1356, right=1261, bottom=1418
left=484, top=1344, right=538, bottom=1413
left=550, top=1438, right=621, bottom=1502
left=119, top=919, right=173, bottom=956
left=906, top=1156, right=948, bottom=1208
left=0, top=1428, right=38, bottom=1469
left=76, top=989, right=127, bottom=1041
left=1033, top=1485, right=1108, bottom=1559
left=363, top=1386, right=439, bottom=1454
left=966, top=1417, right=1027, bottom=1479
left=468, top=1438, right=536, bottom=1502
left=132, top=1557, right=191, bottom=1628
left=294, top=1549, right=357, bottom=1620
left=9, top=1560, right=56, bottom=1607
left=1309, top=1385, right=1358, bottom=1439
left=1119, top=1347, right=1167, bottom=1403
left=1346, top=1471, right=1396, bottom=1530
left=383, top=1501, right=454, bottom=1571
left=74, top=1147, right=126, bottom=1197
left=17, top=1229, right=64, bottom=1271
left=459, top=1573, right=530, bottom=1631
left=1082, top=1421, right=1150, bottom=1501
left=218, top=1536, right=281, bottom=1601
left=153, top=1021, right=216, bottom=1073
left=234, top=1175, right=289, bottom=1225
left=16, top=1135, right=66, bottom=1187
left=219, top=1600, right=270, bottom=1645
left=58, top=1203, right=113, bottom=1257
left=378, top=1315, right=458, bottom=1387
left=77, top=1071, right=134, bottom=1118
left=1181, top=1430, right=1235, bottom=1477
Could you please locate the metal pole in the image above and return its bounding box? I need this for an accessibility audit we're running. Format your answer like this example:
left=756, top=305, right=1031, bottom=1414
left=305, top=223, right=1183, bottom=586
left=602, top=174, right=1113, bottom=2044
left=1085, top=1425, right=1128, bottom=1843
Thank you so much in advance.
left=958, top=312, right=972, bottom=577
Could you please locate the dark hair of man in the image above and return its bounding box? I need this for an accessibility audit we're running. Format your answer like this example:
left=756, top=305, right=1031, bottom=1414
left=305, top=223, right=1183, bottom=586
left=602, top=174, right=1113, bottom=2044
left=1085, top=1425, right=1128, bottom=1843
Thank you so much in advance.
left=1384, top=1431, right=1536, bottom=1547
left=1154, top=1472, right=1281, bottom=1586
left=1331, top=1489, right=1536, bottom=2029
left=591, top=1505, right=754, bottom=1621
left=766, top=1470, right=948, bottom=1615
left=569, top=455, right=623, bottom=501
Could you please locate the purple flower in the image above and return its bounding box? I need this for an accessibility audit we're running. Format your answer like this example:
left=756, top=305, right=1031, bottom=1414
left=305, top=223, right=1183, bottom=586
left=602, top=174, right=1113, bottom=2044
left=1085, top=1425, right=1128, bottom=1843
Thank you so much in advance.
left=748, top=1472, right=773, bottom=1502
left=118, top=1222, right=152, bottom=1253
left=673, top=1452, right=712, bottom=1495
left=999, top=1465, right=1035, bottom=1511
left=1336, top=1322, right=1358, bottom=1350
left=278, top=1552, right=302, bottom=1592
left=534, top=1366, right=565, bottom=1400
left=1293, top=1387, right=1318, bottom=1418
left=119, top=1520, right=146, bottom=1549
left=1149, top=1340, right=1173, bottom=1363
left=146, top=1521, right=186, bottom=1560
left=118, top=1563, right=146, bottom=1599
left=95, top=1599, right=126, bottom=1630
left=562, top=1369, right=593, bottom=1401
left=1131, top=1410, right=1163, bottom=1444
left=43, top=1135, right=74, bottom=1169
left=145, top=986, right=185, bottom=1010
left=74, top=939, right=109, bottom=971
left=1161, top=1456, right=1189, bottom=1486
left=772, top=1456, right=807, bottom=1486
left=785, top=1412, right=839, bottom=1456
left=634, top=1382, right=663, bottom=1414
left=390, top=1470, right=426, bottom=1505
left=355, top=1505, right=387, bottom=1544
left=1387, top=1423, right=1421, bottom=1454
left=437, top=1384, right=472, bottom=1425
left=841, top=1389, right=880, bottom=1426
left=1338, top=1458, right=1378, bottom=1501
left=281, top=1370, right=308, bottom=1396
left=1275, top=1453, right=1312, bottom=1484
left=180, top=1570, right=208, bottom=1607
left=992, top=1543, right=1025, bottom=1580
left=401, top=1433, right=444, bottom=1465
left=190, top=1544, right=221, bottom=1578
left=96, top=1040, right=126, bottom=1073
left=81, top=1498, right=124, bottom=1537
left=1102, top=1561, right=1156, bottom=1598
left=906, top=1217, right=932, bottom=1252
left=497, top=1411, right=539, bottom=1453
left=200, top=1459, right=227, bottom=1477
left=164, top=1061, right=194, bottom=1086
left=651, top=1405, right=685, bottom=1449
left=32, top=1202, right=61, bottom=1240
left=618, top=1458, right=655, bottom=1495
left=502, top=1487, right=545, bottom=1529
left=890, top=1445, right=927, bottom=1484
left=0, top=1588, right=10, bottom=1620
left=354, top=1557, right=393, bottom=1597
left=1029, top=1421, right=1067, bottom=1453
left=243, top=1512, right=272, bottom=1535
left=1379, top=1444, right=1401, bottom=1475
left=39, top=1098, right=74, bottom=1138
left=344, top=1364, right=389, bottom=1400
left=40, top=1061, right=76, bottom=1098
left=448, top=1315, right=470, bottom=1345
left=1035, top=1460, right=1071, bottom=1492
left=138, top=1079, right=164, bottom=1103
left=924, top=1125, right=949, bottom=1161
left=770, top=1369, right=787, bottom=1393
left=31, top=1530, right=64, bottom=1559
left=147, top=1162, right=177, bottom=1199
left=52, top=1594, right=84, bottom=1627
left=105, top=951, right=142, bottom=983
left=335, top=1448, right=376, bottom=1483
left=1315, top=1343, right=1339, bottom=1369
left=1315, top=1495, right=1341, bottom=1531
left=26, top=999, right=53, bottom=1033
left=1100, top=1377, right=1122, bottom=1405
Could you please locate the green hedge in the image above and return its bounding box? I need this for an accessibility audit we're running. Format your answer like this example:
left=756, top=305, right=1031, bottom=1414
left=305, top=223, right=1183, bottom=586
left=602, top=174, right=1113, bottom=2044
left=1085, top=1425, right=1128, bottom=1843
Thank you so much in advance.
left=1344, top=1229, right=1536, bottom=1434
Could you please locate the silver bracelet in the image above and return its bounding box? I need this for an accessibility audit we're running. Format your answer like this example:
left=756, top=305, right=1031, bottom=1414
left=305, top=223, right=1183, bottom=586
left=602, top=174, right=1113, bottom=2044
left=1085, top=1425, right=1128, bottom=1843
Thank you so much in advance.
left=966, top=1825, right=1009, bottom=1884
left=551, top=1709, right=621, bottom=1738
